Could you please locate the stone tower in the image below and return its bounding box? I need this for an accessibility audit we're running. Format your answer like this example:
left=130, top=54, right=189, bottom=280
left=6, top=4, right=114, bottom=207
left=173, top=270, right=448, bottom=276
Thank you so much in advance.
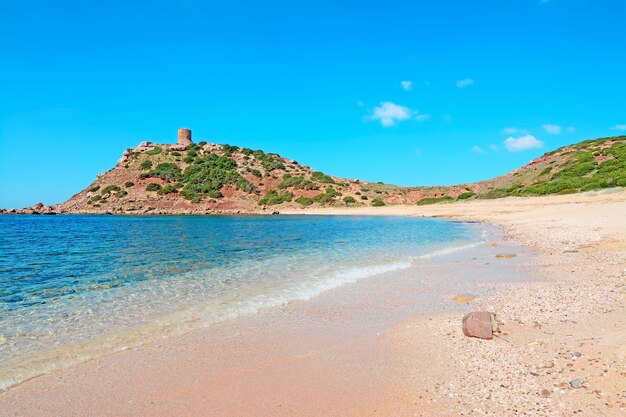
left=178, top=128, right=193, bottom=146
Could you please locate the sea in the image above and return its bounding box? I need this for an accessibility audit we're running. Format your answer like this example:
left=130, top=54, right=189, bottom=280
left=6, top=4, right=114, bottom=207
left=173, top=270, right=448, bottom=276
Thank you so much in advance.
left=0, top=214, right=485, bottom=391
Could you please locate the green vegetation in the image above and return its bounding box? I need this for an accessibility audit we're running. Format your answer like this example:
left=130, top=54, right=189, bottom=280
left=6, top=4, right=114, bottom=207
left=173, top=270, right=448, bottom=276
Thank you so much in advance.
left=180, top=152, right=254, bottom=202
left=416, top=196, right=454, bottom=205
left=259, top=190, right=293, bottom=205
left=124, top=181, right=134, bottom=188
left=146, top=183, right=161, bottom=192
left=312, top=187, right=341, bottom=204
left=257, top=153, right=285, bottom=172
left=146, top=163, right=182, bottom=183
left=295, top=196, right=314, bottom=206
left=490, top=138, right=626, bottom=197
left=89, top=185, right=100, bottom=192
left=140, top=160, right=153, bottom=170
left=360, top=195, right=368, bottom=200
left=371, top=198, right=385, bottom=207
left=343, top=196, right=356, bottom=204
left=221, top=144, right=239, bottom=156
left=311, top=171, right=335, bottom=184
left=88, top=195, right=102, bottom=203
left=145, top=147, right=162, bottom=156
left=278, top=174, right=318, bottom=190
left=101, top=185, right=121, bottom=195
left=157, top=184, right=179, bottom=195
left=457, top=192, right=475, bottom=200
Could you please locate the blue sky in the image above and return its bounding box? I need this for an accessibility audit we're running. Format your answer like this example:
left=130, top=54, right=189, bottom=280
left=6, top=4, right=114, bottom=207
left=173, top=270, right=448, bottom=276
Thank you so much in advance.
left=1, top=0, right=625, bottom=208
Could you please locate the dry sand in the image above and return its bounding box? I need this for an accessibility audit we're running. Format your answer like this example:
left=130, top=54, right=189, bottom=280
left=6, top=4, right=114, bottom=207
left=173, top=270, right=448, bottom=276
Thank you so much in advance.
left=1, top=190, right=624, bottom=416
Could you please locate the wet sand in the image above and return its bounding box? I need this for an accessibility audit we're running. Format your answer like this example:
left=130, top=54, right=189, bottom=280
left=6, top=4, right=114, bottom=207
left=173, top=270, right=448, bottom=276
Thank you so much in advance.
left=1, top=190, right=625, bottom=416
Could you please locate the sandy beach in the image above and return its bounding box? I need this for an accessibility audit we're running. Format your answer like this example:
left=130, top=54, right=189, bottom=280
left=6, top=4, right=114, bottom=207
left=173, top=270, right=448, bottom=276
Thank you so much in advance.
left=1, top=190, right=624, bottom=416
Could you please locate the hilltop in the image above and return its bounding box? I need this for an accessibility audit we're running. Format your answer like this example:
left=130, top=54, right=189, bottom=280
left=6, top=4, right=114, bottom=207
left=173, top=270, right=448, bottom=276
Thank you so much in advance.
left=3, top=130, right=625, bottom=215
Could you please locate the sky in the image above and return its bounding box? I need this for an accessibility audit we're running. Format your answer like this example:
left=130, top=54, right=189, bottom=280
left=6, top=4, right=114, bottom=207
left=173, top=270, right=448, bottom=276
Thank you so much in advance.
left=1, top=0, right=625, bottom=208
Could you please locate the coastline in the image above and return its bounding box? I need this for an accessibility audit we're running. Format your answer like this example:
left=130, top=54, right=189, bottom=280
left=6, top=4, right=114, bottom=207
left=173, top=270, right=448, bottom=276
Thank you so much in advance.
left=1, top=191, right=624, bottom=416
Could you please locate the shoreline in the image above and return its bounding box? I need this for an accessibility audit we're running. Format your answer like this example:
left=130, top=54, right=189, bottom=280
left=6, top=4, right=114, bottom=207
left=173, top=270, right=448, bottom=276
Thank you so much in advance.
left=1, top=191, right=624, bottom=415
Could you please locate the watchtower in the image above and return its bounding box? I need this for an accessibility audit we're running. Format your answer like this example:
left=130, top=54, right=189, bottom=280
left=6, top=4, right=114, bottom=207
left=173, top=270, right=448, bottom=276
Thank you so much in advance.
left=178, top=128, right=193, bottom=146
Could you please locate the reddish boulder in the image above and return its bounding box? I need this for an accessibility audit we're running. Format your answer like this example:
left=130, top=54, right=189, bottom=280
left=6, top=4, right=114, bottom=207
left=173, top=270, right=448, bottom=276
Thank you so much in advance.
left=462, top=311, right=498, bottom=340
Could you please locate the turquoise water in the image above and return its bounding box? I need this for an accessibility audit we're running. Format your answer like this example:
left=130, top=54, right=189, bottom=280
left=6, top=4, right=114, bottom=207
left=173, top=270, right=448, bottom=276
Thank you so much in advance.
left=0, top=214, right=483, bottom=390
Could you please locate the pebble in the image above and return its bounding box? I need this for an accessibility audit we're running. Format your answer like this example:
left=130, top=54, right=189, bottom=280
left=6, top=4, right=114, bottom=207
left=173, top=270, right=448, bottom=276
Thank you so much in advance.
left=570, top=378, right=584, bottom=389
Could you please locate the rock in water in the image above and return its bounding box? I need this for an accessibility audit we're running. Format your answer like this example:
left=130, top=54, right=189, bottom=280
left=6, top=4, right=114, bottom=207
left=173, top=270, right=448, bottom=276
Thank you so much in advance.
left=462, top=311, right=498, bottom=340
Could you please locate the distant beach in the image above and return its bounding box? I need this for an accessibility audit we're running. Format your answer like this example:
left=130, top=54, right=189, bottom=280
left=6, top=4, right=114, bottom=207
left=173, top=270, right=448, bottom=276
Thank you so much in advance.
left=1, top=190, right=624, bottom=416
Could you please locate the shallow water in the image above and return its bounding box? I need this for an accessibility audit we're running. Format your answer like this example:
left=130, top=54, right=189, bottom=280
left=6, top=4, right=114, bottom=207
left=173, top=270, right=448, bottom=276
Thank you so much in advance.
left=0, top=214, right=484, bottom=390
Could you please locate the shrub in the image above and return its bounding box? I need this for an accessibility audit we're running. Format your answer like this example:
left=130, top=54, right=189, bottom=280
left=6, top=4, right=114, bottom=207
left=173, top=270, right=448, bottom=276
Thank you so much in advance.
left=221, top=144, right=239, bottom=156
left=360, top=195, right=368, bottom=200
left=116, top=190, right=127, bottom=198
left=279, top=174, right=318, bottom=190
left=171, top=151, right=181, bottom=156
left=89, top=185, right=101, bottom=192
left=416, top=196, right=454, bottom=205
left=311, top=171, right=335, bottom=184
left=457, top=192, right=475, bottom=200
left=343, top=196, right=356, bottom=204
left=295, top=196, right=314, bottom=206
left=147, top=163, right=181, bottom=182
left=180, top=152, right=254, bottom=202
left=157, top=184, right=178, bottom=195
left=259, top=190, right=293, bottom=205
left=89, top=195, right=102, bottom=203
left=371, top=198, right=385, bottom=207
left=145, top=147, right=162, bottom=156
left=101, top=185, right=121, bottom=195
left=183, top=155, right=195, bottom=164
left=140, top=160, right=153, bottom=170
left=124, top=181, right=134, bottom=188
left=146, top=183, right=161, bottom=192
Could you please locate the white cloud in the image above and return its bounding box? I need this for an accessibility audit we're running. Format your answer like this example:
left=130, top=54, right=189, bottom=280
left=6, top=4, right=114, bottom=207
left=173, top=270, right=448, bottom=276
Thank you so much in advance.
left=400, top=81, right=413, bottom=91
left=543, top=124, right=562, bottom=135
left=456, top=78, right=474, bottom=88
left=472, top=145, right=484, bottom=154
left=489, top=144, right=498, bottom=151
left=611, top=124, right=626, bottom=131
left=504, top=134, right=544, bottom=152
left=502, top=127, right=525, bottom=135
left=370, top=102, right=413, bottom=127
left=567, top=126, right=576, bottom=133
left=415, top=113, right=431, bottom=122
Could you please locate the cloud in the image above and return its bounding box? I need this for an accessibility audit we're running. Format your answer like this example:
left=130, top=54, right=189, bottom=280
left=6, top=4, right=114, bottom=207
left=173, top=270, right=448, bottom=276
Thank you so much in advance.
left=415, top=113, right=431, bottom=122
left=503, top=134, right=544, bottom=152
left=472, top=145, right=484, bottom=154
left=400, top=81, right=413, bottom=91
left=370, top=102, right=418, bottom=127
left=456, top=78, right=474, bottom=88
left=567, top=126, right=576, bottom=133
left=611, top=124, right=626, bottom=131
left=502, top=127, right=525, bottom=135
left=542, top=124, right=562, bottom=135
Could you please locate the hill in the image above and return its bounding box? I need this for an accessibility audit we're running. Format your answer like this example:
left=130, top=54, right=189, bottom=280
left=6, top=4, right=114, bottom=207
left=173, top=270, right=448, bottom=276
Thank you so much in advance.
left=4, top=131, right=625, bottom=215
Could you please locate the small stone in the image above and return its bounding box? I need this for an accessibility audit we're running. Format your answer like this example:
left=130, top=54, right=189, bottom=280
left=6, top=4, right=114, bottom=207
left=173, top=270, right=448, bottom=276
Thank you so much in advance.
left=543, top=362, right=555, bottom=369
left=570, top=378, right=584, bottom=389
left=540, top=389, right=551, bottom=397
left=572, top=351, right=582, bottom=357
